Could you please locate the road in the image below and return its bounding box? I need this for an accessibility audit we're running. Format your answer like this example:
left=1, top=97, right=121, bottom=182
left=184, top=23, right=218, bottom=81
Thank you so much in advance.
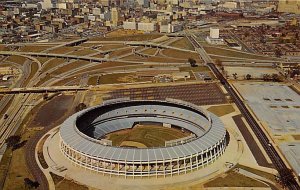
left=187, top=34, right=300, bottom=190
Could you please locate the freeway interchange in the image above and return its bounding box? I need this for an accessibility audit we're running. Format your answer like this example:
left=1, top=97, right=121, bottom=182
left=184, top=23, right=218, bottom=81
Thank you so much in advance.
left=187, top=34, right=300, bottom=190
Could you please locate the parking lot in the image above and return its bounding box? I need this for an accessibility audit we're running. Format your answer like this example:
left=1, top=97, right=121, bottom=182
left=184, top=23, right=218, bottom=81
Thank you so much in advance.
left=104, top=83, right=227, bottom=106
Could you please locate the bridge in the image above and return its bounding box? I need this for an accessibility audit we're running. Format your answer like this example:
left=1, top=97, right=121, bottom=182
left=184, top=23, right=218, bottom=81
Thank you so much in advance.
left=0, top=86, right=88, bottom=94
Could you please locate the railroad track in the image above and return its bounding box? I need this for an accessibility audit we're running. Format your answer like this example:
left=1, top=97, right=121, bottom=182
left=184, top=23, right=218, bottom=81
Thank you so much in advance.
left=186, top=34, right=300, bottom=190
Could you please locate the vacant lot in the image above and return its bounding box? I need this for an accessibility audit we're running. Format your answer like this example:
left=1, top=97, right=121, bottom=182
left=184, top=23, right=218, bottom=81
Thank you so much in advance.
left=107, top=124, right=190, bottom=147
left=169, top=37, right=195, bottom=51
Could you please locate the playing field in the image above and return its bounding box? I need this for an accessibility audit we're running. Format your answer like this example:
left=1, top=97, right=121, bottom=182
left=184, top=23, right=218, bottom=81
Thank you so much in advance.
left=106, top=124, right=190, bottom=148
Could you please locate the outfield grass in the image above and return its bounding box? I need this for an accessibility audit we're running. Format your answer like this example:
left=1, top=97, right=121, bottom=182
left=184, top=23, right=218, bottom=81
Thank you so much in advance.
left=107, top=125, right=190, bottom=147
left=169, top=37, right=195, bottom=51
left=207, top=105, right=235, bottom=117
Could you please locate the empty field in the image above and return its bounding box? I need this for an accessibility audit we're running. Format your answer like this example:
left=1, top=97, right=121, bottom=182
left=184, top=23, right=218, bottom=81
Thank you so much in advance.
left=169, top=37, right=195, bottom=51
left=106, top=124, right=190, bottom=147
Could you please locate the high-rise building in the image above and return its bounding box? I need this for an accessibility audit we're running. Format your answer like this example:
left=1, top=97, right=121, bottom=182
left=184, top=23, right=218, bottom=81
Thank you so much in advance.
left=278, top=0, right=300, bottom=14
left=111, top=7, right=118, bottom=26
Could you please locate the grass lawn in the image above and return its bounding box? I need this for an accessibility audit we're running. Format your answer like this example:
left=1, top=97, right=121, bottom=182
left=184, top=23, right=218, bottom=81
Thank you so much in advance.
left=48, top=47, right=77, bottom=54
left=23, top=62, right=39, bottom=87
left=204, top=171, right=268, bottom=188
left=19, top=45, right=53, bottom=52
left=41, top=58, right=66, bottom=73
left=207, top=105, right=235, bottom=117
left=36, top=57, right=50, bottom=65
left=169, top=37, right=195, bottom=51
left=87, top=76, right=99, bottom=85
left=3, top=130, right=37, bottom=190
left=293, top=135, right=300, bottom=140
left=179, top=66, right=210, bottom=72
left=107, top=125, right=190, bottom=147
left=161, top=49, right=200, bottom=61
left=140, top=48, right=157, bottom=56
left=7, top=55, right=27, bottom=65
left=236, top=164, right=277, bottom=183
left=68, top=48, right=97, bottom=56
left=50, top=172, right=88, bottom=190
left=98, top=72, right=150, bottom=84
left=99, top=44, right=126, bottom=51
left=108, top=47, right=133, bottom=57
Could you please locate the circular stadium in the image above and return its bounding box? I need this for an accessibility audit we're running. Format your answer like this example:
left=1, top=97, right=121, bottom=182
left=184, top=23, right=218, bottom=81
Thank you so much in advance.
left=59, top=98, right=227, bottom=178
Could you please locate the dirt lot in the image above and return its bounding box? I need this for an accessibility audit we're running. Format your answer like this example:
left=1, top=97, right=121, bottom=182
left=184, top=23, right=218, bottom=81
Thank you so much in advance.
left=29, top=95, right=74, bottom=127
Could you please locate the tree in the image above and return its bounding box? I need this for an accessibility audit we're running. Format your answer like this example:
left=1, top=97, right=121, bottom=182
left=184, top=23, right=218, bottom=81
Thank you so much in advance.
left=75, top=103, right=87, bottom=112
left=5, top=135, right=21, bottom=148
left=272, top=73, right=280, bottom=82
left=188, top=58, right=197, bottom=67
left=245, top=74, right=251, bottom=80
left=275, top=48, right=283, bottom=58
left=24, top=178, right=39, bottom=189
left=232, top=73, right=238, bottom=80
left=215, top=59, right=222, bottom=66
left=263, top=74, right=271, bottom=81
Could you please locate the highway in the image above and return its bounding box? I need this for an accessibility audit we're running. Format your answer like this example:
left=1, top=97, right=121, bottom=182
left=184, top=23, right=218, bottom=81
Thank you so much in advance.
left=187, top=34, right=300, bottom=190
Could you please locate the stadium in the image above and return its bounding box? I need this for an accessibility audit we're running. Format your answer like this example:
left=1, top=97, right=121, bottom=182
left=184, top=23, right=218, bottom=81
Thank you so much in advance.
left=59, top=98, right=227, bottom=178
